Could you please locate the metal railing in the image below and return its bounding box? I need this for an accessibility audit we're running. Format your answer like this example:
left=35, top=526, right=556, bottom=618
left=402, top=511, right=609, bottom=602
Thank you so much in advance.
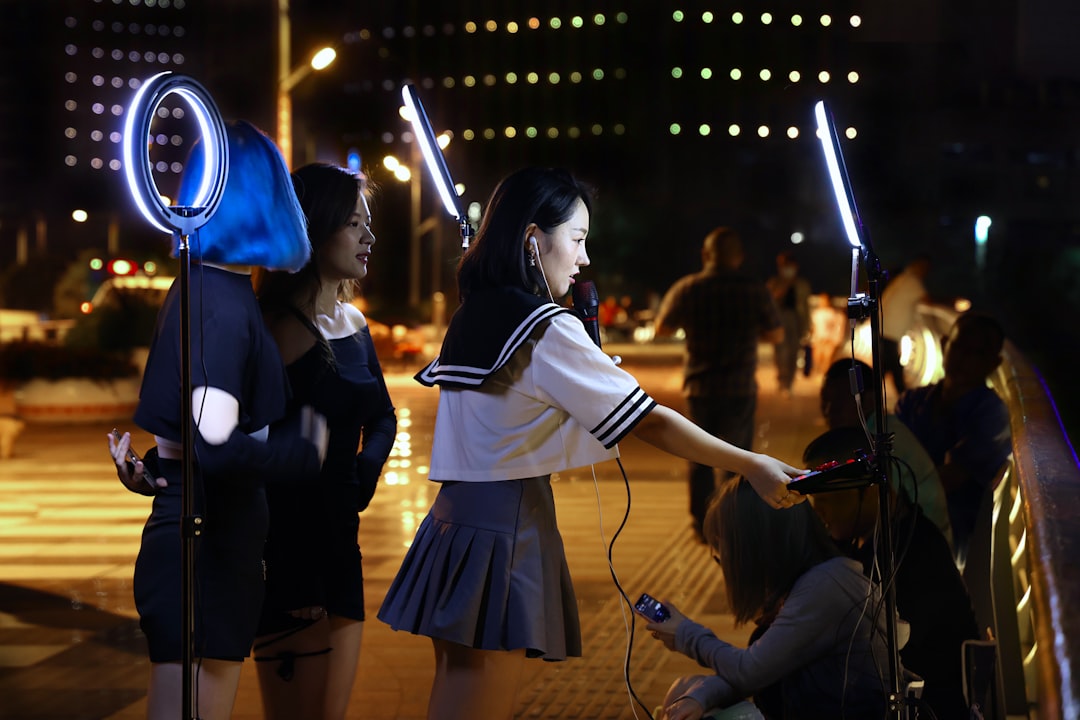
left=994, top=337, right=1080, bottom=719
left=909, top=305, right=1079, bottom=719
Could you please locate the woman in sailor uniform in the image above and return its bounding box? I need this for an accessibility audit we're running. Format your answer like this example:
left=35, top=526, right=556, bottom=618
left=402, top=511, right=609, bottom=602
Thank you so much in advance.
left=377, top=167, right=805, bottom=720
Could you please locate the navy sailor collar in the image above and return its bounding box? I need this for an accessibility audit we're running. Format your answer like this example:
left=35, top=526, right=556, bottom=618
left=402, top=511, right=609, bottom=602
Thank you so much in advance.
left=415, top=286, right=575, bottom=388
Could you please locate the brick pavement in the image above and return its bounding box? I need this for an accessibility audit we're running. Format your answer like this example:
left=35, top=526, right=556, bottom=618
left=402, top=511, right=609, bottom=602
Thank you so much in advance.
left=0, top=343, right=827, bottom=719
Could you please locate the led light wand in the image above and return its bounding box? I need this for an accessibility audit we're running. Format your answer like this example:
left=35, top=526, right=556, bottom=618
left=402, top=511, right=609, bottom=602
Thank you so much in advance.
left=814, top=99, right=904, bottom=719
left=400, top=83, right=473, bottom=248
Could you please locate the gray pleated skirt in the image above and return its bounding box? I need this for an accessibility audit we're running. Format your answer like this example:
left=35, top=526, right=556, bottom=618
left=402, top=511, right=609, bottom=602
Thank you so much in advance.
left=376, top=476, right=582, bottom=660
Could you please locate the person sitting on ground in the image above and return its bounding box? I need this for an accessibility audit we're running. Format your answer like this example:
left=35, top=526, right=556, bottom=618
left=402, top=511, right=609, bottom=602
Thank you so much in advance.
left=894, top=312, right=1011, bottom=564
left=645, top=477, right=895, bottom=720
left=804, top=427, right=979, bottom=720
left=820, top=358, right=953, bottom=547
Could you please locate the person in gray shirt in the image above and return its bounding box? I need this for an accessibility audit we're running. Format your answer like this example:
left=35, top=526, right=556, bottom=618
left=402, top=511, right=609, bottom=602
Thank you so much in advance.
left=645, top=478, right=897, bottom=720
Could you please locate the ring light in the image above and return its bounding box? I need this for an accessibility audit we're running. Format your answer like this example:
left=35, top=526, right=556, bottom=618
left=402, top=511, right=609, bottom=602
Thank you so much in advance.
left=122, top=72, right=229, bottom=236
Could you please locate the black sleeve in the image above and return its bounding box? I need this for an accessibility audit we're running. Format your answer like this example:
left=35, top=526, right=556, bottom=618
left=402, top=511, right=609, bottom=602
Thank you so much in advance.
left=194, top=413, right=320, bottom=485
left=354, top=368, right=397, bottom=511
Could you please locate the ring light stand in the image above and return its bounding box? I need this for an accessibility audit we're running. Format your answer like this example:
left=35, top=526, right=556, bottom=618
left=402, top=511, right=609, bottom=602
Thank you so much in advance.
left=123, top=71, right=229, bottom=720
left=809, top=100, right=906, bottom=719
left=400, top=84, right=473, bottom=248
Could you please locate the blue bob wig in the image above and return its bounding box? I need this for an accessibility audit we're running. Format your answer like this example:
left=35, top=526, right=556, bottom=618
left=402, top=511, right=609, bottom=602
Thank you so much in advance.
left=176, top=120, right=310, bottom=271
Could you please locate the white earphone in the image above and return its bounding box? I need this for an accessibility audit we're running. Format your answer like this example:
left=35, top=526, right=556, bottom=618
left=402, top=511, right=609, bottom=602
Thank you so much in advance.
left=527, top=235, right=554, bottom=302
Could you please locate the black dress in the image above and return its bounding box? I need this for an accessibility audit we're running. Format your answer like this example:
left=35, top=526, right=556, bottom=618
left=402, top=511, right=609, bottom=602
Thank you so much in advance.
left=132, top=266, right=319, bottom=662
left=258, top=318, right=396, bottom=634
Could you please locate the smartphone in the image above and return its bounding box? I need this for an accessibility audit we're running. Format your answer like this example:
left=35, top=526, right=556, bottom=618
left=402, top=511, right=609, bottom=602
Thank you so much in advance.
left=634, top=592, right=671, bottom=623
left=112, top=428, right=157, bottom=493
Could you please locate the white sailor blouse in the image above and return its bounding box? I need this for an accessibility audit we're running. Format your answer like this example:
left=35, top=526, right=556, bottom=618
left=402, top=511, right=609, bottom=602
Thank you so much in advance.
left=416, top=286, right=657, bottom=482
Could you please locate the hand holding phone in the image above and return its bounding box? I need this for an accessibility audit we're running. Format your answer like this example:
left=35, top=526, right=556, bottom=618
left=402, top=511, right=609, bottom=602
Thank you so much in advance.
left=109, top=428, right=159, bottom=495
left=634, top=592, right=671, bottom=623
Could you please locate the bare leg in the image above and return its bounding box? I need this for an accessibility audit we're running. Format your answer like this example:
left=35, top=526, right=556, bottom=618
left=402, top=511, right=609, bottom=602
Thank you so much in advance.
left=323, top=617, right=363, bottom=720
left=146, top=659, right=242, bottom=720
left=426, top=639, right=527, bottom=720
left=254, top=618, right=331, bottom=720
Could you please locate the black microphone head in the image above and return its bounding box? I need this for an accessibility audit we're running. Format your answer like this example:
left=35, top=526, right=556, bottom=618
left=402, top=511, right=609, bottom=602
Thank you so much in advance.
left=572, top=279, right=599, bottom=313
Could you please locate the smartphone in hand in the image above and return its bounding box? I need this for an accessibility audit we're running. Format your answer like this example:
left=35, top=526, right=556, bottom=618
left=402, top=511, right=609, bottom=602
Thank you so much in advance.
left=112, top=428, right=157, bottom=494
left=634, top=592, right=671, bottom=623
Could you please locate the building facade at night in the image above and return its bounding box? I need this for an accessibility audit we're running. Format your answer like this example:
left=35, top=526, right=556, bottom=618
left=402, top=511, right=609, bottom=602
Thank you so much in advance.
left=2, top=0, right=1079, bottom=374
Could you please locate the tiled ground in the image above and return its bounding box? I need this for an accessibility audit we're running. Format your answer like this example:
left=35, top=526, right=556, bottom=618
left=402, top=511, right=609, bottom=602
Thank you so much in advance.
left=0, top=344, right=827, bottom=719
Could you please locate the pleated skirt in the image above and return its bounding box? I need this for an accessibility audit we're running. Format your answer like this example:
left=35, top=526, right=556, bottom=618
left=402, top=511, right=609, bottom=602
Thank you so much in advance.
left=376, top=476, right=581, bottom=660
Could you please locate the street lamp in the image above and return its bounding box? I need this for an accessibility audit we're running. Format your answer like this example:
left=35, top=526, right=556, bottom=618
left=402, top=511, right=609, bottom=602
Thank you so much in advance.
left=383, top=129, right=456, bottom=311
left=277, top=0, right=336, bottom=168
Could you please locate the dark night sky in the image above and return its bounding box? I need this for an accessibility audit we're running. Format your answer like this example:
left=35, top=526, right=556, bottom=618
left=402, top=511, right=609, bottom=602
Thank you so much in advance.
left=3, top=0, right=1080, bottom=434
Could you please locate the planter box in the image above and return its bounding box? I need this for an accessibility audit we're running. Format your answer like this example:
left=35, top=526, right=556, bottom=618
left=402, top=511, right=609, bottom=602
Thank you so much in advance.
left=13, top=377, right=140, bottom=423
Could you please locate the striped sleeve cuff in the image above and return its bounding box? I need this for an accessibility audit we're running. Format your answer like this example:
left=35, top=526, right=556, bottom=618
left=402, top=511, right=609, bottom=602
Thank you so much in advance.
left=590, top=387, right=657, bottom=449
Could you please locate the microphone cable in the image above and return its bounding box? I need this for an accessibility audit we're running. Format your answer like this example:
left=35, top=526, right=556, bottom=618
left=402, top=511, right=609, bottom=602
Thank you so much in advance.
left=589, top=456, right=654, bottom=719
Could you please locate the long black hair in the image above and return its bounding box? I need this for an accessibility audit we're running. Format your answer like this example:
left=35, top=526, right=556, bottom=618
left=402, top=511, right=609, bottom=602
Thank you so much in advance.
left=707, top=478, right=840, bottom=625
left=457, top=167, right=593, bottom=301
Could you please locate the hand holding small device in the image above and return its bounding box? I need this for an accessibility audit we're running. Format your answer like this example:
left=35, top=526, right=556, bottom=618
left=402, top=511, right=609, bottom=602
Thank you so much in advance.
left=108, top=428, right=161, bottom=496
left=636, top=593, right=688, bottom=652
left=634, top=592, right=671, bottom=622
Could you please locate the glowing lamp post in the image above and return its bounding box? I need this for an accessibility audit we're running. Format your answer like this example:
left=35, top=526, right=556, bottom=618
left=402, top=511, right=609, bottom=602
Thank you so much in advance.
left=276, top=1, right=336, bottom=168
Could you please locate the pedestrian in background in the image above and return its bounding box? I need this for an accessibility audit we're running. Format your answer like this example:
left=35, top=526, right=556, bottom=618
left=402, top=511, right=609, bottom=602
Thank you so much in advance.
left=654, top=227, right=783, bottom=540
left=766, top=251, right=812, bottom=397
left=895, top=311, right=1011, bottom=565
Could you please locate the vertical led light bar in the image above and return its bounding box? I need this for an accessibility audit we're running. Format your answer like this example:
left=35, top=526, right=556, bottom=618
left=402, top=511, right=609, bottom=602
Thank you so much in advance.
left=812, top=99, right=903, bottom=720
left=814, top=100, right=863, bottom=250
left=401, top=83, right=473, bottom=246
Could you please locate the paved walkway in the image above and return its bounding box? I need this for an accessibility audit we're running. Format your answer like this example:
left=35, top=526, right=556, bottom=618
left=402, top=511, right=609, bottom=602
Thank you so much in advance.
left=0, top=343, right=828, bottom=719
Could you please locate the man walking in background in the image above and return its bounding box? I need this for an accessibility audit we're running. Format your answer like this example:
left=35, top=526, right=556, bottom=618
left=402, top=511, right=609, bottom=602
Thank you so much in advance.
left=766, top=250, right=812, bottom=397
left=654, top=227, right=783, bottom=540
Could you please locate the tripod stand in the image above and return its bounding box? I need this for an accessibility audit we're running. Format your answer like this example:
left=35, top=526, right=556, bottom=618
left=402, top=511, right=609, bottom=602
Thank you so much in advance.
left=808, top=99, right=919, bottom=719
left=789, top=254, right=908, bottom=719
left=123, top=72, right=229, bottom=720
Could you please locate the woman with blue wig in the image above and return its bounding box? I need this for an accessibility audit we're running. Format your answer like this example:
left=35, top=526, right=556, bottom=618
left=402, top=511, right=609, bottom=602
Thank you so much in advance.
left=108, top=120, right=326, bottom=719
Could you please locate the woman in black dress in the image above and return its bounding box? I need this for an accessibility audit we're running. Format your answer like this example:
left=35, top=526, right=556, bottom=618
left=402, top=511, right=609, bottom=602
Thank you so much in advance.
left=253, top=163, right=397, bottom=720
left=108, top=121, right=324, bottom=720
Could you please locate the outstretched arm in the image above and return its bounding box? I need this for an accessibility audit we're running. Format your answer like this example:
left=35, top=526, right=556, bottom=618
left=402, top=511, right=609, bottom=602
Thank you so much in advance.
left=629, top=405, right=805, bottom=508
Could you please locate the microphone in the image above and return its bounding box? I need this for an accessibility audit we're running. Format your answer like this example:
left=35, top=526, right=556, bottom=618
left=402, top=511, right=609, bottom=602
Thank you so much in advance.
left=572, top=279, right=602, bottom=349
